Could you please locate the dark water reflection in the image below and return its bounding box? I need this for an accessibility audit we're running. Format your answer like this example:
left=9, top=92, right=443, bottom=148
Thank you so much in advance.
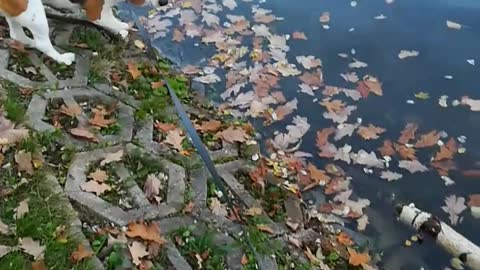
left=120, top=0, right=480, bottom=268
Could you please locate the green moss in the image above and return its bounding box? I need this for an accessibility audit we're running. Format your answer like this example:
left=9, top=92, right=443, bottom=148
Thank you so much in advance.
left=0, top=173, right=93, bottom=270
left=171, top=227, right=227, bottom=270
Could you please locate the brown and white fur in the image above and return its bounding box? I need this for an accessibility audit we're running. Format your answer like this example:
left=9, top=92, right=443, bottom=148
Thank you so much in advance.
left=0, top=0, right=158, bottom=65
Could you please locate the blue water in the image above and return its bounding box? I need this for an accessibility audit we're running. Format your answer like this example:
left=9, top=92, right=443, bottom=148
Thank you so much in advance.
left=120, top=0, right=480, bottom=268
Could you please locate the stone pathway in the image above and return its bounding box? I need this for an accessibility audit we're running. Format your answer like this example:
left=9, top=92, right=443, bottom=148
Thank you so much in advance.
left=0, top=22, right=317, bottom=270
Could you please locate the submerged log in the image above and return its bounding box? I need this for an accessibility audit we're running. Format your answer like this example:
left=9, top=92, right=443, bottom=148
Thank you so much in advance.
left=396, top=203, right=480, bottom=270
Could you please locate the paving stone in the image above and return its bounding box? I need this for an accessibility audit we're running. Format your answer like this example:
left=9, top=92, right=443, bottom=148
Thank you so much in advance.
left=0, top=46, right=90, bottom=89
left=26, top=88, right=134, bottom=149
left=65, top=145, right=186, bottom=226
left=165, top=241, right=193, bottom=270
left=257, top=254, right=278, bottom=270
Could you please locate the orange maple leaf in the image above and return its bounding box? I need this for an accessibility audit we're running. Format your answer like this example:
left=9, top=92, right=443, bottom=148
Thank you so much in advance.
left=378, top=140, right=396, bottom=156
left=315, top=127, right=335, bottom=148
left=357, top=124, right=386, bottom=140
left=126, top=221, right=167, bottom=245
left=127, top=62, right=142, bottom=80
left=398, top=123, right=418, bottom=144
left=347, top=248, right=371, bottom=266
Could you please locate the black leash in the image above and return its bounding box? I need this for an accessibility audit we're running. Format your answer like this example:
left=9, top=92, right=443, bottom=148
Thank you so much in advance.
left=164, top=81, right=265, bottom=269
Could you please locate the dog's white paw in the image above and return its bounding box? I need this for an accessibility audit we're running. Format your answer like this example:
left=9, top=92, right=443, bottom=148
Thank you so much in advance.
left=57, top=53, right=75, bottom=66
left=119, top=30, right=129, bottom=39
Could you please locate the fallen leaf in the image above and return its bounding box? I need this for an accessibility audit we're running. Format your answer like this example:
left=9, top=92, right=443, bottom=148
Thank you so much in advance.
left=154, top=122, right=177, bottom=133
left=349, top=59, right=368, bottom=69
left=299, top=70, right=323, bottom=86
left=20, top=237, right=45, bottom=260
left=398, top=50, right=419, bottom=59
left=210, top=198, right=228, bottom=216
left=164, top=129, right=185, bottom=152
left=15, top=150, right=34, bottom=175
left=336, top=232, right=354, bottom=246
left=183, top=201, right=194, bottom=214
left=441, top=195, right=467, bottom=225
left=434, top=145, right=454, bottom=161
left=461, top=96, right=480, bottom=111
left=134, top=40, right=145, bottom=50
left=357, top=124, right=386, bottom=140
left=199, top=120, right=222, bottom=132
left=127, top=62, right=142, bottom=80
left=320, top=99, right=345, bottom=114
left=245, top=207, right=263, bottom=216
left=0, top=114, right=29, bottom=145
left=80, top=181, right=112, bottom=196
left=415, top=91, right=430, bottom=99
left=126, top=222, right=167, bottom=245
left=100, top=149, right=124, bottom=166
left=89, top=108, right=116, bottom=128
left=256, top=224, right=274, bottom=234
left=380, top=171, right=403, bottom=181
left=273, top=98, right=298, bottom=121
left=415, top=130, right=440, bottom=148
left=296, top=55, right=322, bottom=70
left=31, top=260, right=47, bottom=270
left=357, top=215, right=369, bottom=231
left=129, top=241, right=149, bottom=266
left=363, top=75, right=383, bottom=96
left=446, top=20, right=462, bottom=30
left=308, top=163, right=330, bottom=184
left=58, top=104, right=82, bottom=117
left=0, top=245, right=17, bottom=258
left=194, top=74, right=221, bottom=84
left=69, top=127, right=98, bottom=142
left=394, top=144, right=417, bottom=160
left=15, top=198, right=29, bottom=219
left=71, top=244, right=94, bottom=263
left=292, top=31, right=307, bottom=40
left=398, top=160, right=428, bottom=173
left=315, top=127, right=335, bottom=148
left=172, top=28, right=185, bottom=42
left=467, top=194, right=480, bottom=207
left=88, top=169, right=108, bottom=182
left=144, top=174, right=163, bottom=200
left=319, top=12, right=330, bottom=23
left=351, top=150, right=383, bottom=168
left=241, top=254, right=249, bottom=265
left=218, top=126, right=248, bottom=143
left=378, top=140, right=396, bottom=156
left=182, top=65, right=201, bottom=75
left=398, top=123, right=418, bottom=144
left=347, top=248, right=370, bottom=266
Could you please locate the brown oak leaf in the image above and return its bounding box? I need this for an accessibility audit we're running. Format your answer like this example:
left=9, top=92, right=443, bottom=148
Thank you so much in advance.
left=69, top=127, right=98, bottom=142
left=164, top=129, right=185, bottom=152
left=398, top=123, right=418, bottom=144
left=357, top=124, right=386, bottom=140
left=71, top=244, right=94, bottom=263
left=126, top=222, right=167, bottom=245
left=378, top=140, right=396, bottom=156
left=394, top=143, right=417, bottom=160
left=315, top=127, right=335, bottom=148
left=218, top=126, right=248, bottom=143
left=199, top=120, right=222, bottom=132
left=415, top=130, right=440, bottom=148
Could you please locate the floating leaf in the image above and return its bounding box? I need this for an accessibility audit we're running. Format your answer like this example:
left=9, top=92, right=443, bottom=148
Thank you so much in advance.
left=446, top=20, right=462, bottom=30
left=380, top=171, right=403, bottom=181
left=292, top=31, right=307, bottom=40
left=441, top=195, right=467, bottom=225
left=398, top=123, right=418, bottom=144
left=398, top=160, right=428, bottom=173
left=357, top=124, right=386, bottom=140
left=398, top=50, right=419, bottom=59
left=415, top=130, right=440, bottom=148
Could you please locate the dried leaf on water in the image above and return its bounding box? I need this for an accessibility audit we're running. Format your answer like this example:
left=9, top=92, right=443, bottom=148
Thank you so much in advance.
left=357, top=124, right=386, bottom=140
left=398, top=123, right=418, bottom=144
left=398, top=160, right=428, bottom=173
left=446, top=20, right=462, bottom=30
left=398, top=50, right=419, bottom=59
left=415, top=130, right=440, bottom=148
left=441, top=195, right=467, bottom=225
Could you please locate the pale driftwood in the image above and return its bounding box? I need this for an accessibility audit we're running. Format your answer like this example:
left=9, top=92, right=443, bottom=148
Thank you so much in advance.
left=397, top=204, right=480, bottom=270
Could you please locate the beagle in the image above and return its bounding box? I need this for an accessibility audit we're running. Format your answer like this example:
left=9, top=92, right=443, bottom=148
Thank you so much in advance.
left=0, top=0, right=165, bottom=65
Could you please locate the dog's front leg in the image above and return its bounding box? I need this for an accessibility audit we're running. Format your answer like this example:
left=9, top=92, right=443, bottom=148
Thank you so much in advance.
left=92, top=0, right=130, bottom=39
left=12, top=0, right=75, bottom=65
